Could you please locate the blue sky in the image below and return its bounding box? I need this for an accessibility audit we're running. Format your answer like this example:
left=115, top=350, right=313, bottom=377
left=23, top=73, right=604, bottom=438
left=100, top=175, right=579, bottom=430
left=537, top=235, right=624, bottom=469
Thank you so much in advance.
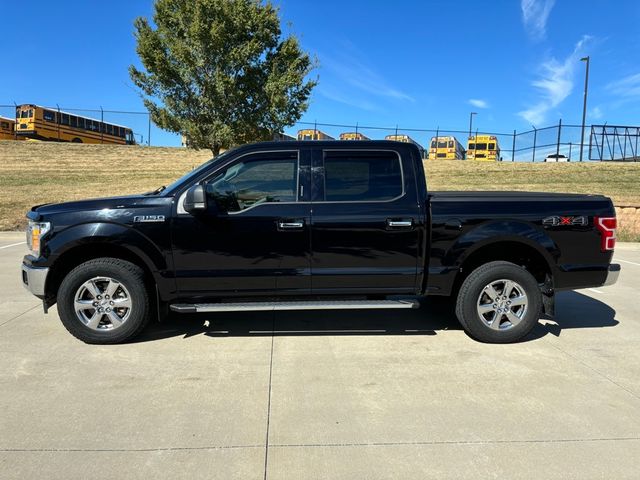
left=2, top=0, right=640, bottom=147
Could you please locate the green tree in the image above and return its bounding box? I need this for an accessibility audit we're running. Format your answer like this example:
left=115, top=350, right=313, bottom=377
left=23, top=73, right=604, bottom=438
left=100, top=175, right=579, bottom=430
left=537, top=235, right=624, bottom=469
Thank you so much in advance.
left=130, top=0, right=317, bottom=154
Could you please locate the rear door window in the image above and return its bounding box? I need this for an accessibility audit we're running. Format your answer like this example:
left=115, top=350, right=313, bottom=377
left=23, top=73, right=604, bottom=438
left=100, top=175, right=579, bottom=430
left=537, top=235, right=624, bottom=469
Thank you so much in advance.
left=323, top=151, right=403, bottom=202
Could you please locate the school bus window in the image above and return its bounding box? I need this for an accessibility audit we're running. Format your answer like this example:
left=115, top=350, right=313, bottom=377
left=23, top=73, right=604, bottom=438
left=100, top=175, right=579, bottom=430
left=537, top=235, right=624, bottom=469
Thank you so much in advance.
left=475, top=143, right=487, bottom=150
left=70, top=116, right=77, bottom=128
left=77, top=117, right=85, bottom=129
left=1, top=122, right=8, bottom=129
left=62, top=114, right=69, bottom=125
left=448, top=140, right=454, bottom=148
left=43, top=110, right=55, bottom=122
left=468, top=143, right=475, bottom=150
left=488, top=142, right=495, bottom=150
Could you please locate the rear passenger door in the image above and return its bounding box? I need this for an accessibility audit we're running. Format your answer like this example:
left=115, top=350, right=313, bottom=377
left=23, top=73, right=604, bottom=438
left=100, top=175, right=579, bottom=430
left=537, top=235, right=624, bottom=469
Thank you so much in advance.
left=310, top=148, right=422, bottom=294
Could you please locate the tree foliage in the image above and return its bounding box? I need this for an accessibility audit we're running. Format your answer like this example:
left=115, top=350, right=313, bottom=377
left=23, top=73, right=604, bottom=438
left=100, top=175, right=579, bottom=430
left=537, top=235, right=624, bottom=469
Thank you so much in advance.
left=130, top=0, right=317, bottom=154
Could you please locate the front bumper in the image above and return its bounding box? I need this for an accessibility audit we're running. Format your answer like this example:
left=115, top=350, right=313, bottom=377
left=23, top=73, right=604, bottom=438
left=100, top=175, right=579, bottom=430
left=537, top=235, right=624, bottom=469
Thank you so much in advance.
left=21, top=263, right=49, bottom=297
left=603, top=263, right=621, bottom=287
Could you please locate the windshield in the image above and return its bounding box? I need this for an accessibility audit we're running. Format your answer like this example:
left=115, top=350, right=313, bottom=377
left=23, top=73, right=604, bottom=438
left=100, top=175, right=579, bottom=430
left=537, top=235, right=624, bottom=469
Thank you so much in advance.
left=162, top=149, right=235, bottom=195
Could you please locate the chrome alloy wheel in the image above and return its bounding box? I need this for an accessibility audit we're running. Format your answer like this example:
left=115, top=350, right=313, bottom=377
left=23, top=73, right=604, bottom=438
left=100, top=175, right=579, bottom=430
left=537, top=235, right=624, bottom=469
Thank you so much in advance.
left=476, top=279, right=528, bottom=331
left=74, top=277, right=132, bottom=330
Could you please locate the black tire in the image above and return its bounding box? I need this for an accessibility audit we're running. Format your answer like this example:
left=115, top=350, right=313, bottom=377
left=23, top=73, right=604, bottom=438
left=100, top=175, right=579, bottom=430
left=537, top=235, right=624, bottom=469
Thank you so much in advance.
left=455, top=261, right=542, bottom=343
left=71, top=137, right=83, bottom=143
left=57, top=258, right=150, bottom=344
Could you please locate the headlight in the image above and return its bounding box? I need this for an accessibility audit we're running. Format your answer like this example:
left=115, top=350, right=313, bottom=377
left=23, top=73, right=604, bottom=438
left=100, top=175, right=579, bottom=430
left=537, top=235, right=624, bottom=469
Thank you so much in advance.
left=26, top=220, right=51, bottom=256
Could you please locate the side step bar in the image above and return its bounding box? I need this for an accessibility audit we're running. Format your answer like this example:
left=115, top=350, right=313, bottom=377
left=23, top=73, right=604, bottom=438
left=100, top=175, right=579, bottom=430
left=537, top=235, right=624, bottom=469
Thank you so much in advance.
left=170, top=299, right=419, bottom=314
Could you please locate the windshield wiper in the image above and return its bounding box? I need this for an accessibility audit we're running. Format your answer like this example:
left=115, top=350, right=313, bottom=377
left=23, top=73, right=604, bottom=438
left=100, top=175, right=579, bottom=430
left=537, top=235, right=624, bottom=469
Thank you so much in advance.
left=145, top=185, right=166, bottom=195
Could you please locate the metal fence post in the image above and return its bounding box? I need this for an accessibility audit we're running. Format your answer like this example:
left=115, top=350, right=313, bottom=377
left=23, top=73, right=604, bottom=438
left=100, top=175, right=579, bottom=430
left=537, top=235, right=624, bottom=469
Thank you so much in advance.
left=100, top=106, right=104, bottom=145
left=568, top=142, right=572, bottom=161
left=56, top=104, right=61, bottom=141
left=511, top=129, right=516, bottom=162
left=434, top=127, right=439, bottom=161
left=475, top=128, right=478, bottom=158
left=147, top=114, right=151, bottom=146
left=556, top=118, right=562, bottom=157
left=532, top=127, right=537, bottom=162
left=12, top=101, right=17, bottom=140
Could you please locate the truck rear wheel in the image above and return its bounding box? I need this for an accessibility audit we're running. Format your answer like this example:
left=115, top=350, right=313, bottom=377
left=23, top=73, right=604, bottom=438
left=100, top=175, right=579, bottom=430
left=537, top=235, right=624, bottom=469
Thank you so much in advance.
left=57, top=258, right=150, bottom=344
left=455, top=261, right=541, bottom=343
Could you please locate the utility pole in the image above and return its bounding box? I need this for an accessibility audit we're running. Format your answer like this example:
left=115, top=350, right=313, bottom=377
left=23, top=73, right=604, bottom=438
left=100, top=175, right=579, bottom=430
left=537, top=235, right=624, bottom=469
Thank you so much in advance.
left=468, top=112, right=477, bottom=141
left=579, top=56, right=590, bottom=162
left=468, top=112, right=477, bottom=160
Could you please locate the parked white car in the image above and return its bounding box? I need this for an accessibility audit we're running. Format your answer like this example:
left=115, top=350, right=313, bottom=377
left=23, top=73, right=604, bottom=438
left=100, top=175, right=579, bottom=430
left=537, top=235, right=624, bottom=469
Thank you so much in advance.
left=544, top=154, right=569, bottom=162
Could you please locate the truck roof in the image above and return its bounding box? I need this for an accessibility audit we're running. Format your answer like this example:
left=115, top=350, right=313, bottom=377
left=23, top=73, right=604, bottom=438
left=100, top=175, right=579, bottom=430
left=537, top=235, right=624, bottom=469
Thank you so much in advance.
left=239, top=139, right=420, bottom=150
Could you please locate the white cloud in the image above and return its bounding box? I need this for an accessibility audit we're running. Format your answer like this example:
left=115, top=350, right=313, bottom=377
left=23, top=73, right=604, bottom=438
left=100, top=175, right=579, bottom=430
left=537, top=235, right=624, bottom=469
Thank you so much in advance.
left=468, top=98, right=489, bottom=109
left=589, top=106, right=604, bottom=120
left=521, top=0, right=556, bottom=41
left=606, top=73, right=640, bottom=98
left=318, top=87, right=379, bottom=112
left=518, top=36, right=591, bottom=125
left=322, top=55, right=414, bottom=103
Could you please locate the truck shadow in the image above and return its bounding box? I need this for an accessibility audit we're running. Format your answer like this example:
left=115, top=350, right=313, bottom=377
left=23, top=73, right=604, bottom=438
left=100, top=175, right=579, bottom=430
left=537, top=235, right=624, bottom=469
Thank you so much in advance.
left=133, top=291, right=617, bottom=343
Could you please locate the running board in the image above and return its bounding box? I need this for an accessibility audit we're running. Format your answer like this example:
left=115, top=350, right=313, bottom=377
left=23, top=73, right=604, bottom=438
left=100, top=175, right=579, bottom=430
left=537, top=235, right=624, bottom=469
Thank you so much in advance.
left=170, top=299, right=419, bottom=314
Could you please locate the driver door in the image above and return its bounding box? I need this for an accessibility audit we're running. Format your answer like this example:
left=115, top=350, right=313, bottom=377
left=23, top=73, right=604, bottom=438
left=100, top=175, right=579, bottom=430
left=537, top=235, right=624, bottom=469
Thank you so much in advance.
left=171, top=149, right=312, bottom=298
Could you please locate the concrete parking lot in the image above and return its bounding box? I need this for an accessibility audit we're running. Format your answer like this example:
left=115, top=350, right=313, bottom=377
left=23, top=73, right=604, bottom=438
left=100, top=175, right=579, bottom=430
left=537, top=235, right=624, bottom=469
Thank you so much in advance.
left=0, top=231, right=639, bottom=479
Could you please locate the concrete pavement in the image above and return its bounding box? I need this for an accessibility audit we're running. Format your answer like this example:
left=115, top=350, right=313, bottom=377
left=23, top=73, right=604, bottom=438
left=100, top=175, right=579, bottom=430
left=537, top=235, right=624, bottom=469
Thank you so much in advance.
left=0, top=231, right=639, bottom=479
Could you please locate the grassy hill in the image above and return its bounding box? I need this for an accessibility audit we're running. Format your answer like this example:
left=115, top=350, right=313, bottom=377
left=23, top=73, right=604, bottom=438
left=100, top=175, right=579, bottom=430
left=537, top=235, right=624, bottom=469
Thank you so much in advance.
left=2, top=140, right=639, bottom=239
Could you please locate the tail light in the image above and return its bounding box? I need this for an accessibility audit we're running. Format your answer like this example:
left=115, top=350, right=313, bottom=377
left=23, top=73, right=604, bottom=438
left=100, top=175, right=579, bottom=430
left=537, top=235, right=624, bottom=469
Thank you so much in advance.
left=595, top=216, right=616, bottom=251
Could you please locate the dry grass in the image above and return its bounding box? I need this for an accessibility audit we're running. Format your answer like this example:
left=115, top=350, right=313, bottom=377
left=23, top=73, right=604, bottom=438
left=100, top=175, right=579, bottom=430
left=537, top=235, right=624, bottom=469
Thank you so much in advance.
left=0, top=141, right=211, bottom=230
left=1, top=141, right=639, bottom=239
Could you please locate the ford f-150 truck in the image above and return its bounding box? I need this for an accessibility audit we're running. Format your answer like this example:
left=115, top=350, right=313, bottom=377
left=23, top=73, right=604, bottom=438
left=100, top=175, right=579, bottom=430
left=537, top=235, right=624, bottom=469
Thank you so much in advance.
left=21, top=141, right=620, bottom=344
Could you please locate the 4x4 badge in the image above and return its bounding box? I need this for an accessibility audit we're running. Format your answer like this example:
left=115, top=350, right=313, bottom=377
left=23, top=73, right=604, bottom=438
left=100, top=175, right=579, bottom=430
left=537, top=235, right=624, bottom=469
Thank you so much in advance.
left=542, top=216, right=588, bottom=227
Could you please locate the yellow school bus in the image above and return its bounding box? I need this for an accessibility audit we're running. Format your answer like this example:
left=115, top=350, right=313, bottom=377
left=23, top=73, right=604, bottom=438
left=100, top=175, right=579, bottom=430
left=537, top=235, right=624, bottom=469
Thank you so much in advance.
left=297, top=129, right=334, bottom=140
left=467, top=135, right=500, bottom=161
left=339, top=132, right=370, bottom=141
left=428, top=136, right=465, bottom=160
left=385, top=134, right=426, bottom=158
left=15, top=104, right=135, bottom=145
left=0, top=116, right=17, bottom=140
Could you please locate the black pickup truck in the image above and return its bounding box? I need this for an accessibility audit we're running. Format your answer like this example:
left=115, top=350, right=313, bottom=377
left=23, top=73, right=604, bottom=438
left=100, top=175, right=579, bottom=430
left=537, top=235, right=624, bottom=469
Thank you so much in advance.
left=21, top=141, right=620, bottom=344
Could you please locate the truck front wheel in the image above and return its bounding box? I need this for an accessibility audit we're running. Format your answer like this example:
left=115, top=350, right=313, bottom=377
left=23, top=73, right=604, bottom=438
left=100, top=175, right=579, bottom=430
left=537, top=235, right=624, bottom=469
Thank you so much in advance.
left=57, top=258, right=151, bottom=344
left=455, top=261, right=542, bottom=343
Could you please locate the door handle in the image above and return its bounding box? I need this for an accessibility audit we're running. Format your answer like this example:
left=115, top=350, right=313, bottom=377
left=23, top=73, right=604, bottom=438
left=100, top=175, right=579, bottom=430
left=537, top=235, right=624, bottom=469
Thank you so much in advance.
left=278, top=220, right=305, bottom=230
left=386, top=219, right=414, bottom=229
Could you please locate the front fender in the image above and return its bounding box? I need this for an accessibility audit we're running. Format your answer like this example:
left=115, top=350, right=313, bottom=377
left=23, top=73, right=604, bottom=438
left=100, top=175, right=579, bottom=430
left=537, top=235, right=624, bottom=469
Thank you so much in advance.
left=42, top=222, right=167, bottom=275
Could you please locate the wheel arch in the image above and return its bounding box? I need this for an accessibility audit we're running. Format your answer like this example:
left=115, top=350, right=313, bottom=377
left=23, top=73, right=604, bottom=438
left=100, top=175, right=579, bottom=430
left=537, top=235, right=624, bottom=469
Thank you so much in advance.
left=44, top=223, right=169, bottom=304
left=446, top=222, right=558, bottom=298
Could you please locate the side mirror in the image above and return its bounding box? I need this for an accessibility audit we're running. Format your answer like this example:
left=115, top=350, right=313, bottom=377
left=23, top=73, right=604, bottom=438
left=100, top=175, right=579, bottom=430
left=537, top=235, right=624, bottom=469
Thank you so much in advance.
left=183, top=184, right=207, bottom=214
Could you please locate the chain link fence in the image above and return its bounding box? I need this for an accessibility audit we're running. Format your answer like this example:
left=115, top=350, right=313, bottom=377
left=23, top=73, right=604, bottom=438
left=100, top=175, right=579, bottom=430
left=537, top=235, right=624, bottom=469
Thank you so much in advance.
left=2, top=103, right=638, bottom=162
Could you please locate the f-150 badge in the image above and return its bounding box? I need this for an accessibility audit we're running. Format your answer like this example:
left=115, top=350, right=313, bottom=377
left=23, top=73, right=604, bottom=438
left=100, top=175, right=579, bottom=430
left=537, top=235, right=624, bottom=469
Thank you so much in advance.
left=134, top=215, right=166, bottom=223
left=542, top=216, right=588, bottom=227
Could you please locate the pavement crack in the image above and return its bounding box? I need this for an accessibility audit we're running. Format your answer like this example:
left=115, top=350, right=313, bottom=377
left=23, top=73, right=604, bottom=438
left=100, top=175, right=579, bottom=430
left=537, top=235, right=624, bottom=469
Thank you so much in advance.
left=0, top=445, right=264, bottom=453
left=545, top=338, right=640, bottom=402
left=263, top=311, right=276, bottom=480
left=0, top=304, right=41, bottom=328
left=268, top=437, right=640, bottom=448
left=3, top=437, right=638, bottom=454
